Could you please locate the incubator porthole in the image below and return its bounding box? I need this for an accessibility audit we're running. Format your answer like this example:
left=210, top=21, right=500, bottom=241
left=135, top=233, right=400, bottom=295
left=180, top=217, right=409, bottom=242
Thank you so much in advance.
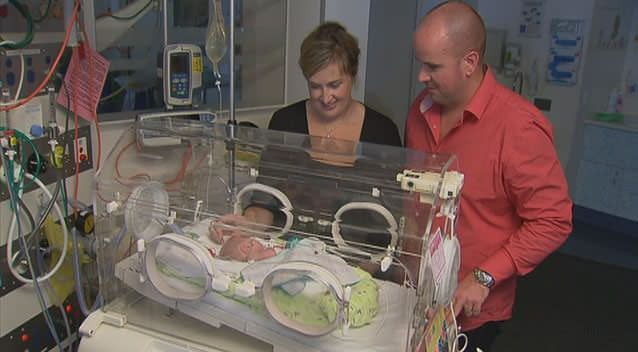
left=331, top=202, right=398, bottom=262
left=124, top=182, right=170, bottom=241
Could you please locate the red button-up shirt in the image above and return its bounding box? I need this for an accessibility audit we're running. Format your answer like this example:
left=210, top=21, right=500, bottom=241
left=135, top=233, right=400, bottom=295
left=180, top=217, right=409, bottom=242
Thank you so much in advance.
left=405, top=67, right=573, bottom=330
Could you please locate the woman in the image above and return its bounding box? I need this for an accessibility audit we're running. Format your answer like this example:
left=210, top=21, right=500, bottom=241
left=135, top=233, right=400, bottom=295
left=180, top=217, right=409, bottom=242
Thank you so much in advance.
left=269, top=21, right=401, bottom=146
left=212, top=23, right=402, bottom=264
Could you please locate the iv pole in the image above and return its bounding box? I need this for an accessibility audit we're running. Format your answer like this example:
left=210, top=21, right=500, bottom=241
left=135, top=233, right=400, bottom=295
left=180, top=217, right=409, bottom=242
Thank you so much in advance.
left=227, top=0, right=237, bottom=199
left=161, top=0, right=237, bottom=202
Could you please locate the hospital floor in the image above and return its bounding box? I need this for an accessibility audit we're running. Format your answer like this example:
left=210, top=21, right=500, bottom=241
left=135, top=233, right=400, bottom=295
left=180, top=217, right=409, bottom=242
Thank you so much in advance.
left=491, top=219, right=638, bottom=352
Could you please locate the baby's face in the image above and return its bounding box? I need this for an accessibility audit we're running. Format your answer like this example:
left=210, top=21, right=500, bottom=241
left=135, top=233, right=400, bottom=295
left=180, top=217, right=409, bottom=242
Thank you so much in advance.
left=219, top=235, right=276, bottom=262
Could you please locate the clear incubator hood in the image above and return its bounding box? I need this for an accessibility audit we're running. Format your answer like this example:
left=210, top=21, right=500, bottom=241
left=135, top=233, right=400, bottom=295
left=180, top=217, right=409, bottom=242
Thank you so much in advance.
left=92, top=115, right=463, bottom=352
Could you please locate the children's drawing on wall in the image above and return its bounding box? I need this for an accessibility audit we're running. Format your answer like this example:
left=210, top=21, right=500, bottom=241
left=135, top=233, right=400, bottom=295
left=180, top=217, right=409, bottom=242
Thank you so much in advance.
left=519, top=0, right=545, bottom=38
left=597, top=12, right=626, bottom=50
left=546, top=19, right=584, bottom=86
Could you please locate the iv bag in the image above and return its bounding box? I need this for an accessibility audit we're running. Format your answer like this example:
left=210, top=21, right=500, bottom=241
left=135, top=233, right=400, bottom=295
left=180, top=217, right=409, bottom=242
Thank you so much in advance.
left=205, top=0, right=227, bottom=76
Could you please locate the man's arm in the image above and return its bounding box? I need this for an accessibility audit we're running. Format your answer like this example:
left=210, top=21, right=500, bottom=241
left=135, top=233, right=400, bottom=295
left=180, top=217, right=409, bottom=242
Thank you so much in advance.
left=479, top=118, right=573, bottom=284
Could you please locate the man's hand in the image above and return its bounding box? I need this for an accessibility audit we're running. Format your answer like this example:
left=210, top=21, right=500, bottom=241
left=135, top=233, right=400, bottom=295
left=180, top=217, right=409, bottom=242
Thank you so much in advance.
left=453, top=273, right=490, bottom=318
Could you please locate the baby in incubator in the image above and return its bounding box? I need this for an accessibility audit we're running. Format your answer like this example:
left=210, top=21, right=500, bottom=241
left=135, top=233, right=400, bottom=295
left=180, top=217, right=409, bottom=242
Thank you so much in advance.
left=209, top=213, right=278, bottom=262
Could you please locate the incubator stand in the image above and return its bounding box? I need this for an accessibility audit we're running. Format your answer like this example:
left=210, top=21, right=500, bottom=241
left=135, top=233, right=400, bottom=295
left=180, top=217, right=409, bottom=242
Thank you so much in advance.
left=79, top=117, right=463, bottom=352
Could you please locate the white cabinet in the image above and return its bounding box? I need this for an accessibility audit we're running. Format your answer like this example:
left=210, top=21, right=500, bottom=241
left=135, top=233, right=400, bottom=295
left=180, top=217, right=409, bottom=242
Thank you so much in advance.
left=574, top=122, right=638, bottom=221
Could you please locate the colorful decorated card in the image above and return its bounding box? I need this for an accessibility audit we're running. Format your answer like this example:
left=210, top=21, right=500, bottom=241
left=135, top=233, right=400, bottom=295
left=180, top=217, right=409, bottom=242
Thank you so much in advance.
left=415, top=303, right=457, bottom=352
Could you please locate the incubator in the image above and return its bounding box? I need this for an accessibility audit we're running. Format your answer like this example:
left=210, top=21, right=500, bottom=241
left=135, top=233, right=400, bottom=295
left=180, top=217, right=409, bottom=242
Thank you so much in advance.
left=80, top=116, right=464, bottom=352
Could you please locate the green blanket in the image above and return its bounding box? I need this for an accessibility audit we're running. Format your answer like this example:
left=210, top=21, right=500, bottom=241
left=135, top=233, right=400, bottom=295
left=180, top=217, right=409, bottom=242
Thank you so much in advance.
left=157, top=259, right=379, bottom=328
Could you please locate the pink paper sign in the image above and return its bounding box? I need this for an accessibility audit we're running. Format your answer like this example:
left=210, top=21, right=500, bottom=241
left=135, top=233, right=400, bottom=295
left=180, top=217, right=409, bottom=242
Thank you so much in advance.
left=57, top=45, right=110, bottom=122
left=429, top=227, right=447, bottom=284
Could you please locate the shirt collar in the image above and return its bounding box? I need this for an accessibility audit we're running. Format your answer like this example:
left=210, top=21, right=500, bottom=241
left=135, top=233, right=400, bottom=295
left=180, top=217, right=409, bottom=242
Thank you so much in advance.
left=419, top=65, right=497, bottom=120
left=465, top=66, right=497, bottom=120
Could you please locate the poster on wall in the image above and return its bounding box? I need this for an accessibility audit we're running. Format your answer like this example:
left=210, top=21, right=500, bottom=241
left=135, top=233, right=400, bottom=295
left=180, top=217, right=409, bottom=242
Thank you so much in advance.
left=519, top=0, right=545, bottom=37
left=595, top=6, right=626, bottom=50
left=546, top=19, right=584, bottom=86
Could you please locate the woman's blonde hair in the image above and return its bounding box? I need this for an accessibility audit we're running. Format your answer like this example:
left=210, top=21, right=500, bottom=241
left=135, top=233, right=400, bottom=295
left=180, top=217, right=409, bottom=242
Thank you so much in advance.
left=299, top=22, right=360, bottom=79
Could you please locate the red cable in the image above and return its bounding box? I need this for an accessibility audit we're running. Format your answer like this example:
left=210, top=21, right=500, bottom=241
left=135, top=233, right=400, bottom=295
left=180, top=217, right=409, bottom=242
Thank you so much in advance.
left=164, top=144, right=193, bottom=185
left=115, top=141, right=151, bottom=182
left=71, top=47, right=80, bottom=209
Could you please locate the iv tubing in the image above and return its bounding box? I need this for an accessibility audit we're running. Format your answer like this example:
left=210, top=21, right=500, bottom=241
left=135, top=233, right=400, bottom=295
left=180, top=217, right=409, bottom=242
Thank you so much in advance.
left=71, top=227, right=102, bottom=316
left=2, top=153, right=64, bottom=350
left=7, top=173, right=69, bottom=284
left=229, top=0, right=235, bottom=123
left=162, top=0, right=168, bottom=47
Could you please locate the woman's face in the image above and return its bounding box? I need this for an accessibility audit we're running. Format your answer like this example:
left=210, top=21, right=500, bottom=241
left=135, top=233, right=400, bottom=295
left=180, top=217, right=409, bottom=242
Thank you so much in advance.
left=307, top=61, right=354, bottom=122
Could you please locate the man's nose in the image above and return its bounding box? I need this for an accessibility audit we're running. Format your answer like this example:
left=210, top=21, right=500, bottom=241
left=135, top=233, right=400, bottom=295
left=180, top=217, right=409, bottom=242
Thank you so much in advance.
left=419, top=68, right=431, bottom=83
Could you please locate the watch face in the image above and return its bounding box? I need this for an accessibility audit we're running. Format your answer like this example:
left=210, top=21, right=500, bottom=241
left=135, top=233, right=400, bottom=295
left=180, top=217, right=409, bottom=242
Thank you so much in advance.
left=474, top=268, right=494, bottom=288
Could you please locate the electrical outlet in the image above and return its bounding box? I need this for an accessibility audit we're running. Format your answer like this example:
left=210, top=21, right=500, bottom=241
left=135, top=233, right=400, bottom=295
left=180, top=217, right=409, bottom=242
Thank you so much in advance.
left=75, top=136, right=88, bottom=163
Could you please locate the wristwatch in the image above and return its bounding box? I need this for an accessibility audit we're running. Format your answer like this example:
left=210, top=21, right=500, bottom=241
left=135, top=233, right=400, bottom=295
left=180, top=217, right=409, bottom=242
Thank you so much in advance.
left=473, top=267, right=495, bottom=289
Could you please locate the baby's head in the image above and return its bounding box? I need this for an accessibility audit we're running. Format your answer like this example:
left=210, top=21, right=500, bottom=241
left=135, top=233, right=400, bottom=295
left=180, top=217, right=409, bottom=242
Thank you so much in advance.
left=219, top=235, right=276, bottom=262
left=209, top=217, right=277, bottom=262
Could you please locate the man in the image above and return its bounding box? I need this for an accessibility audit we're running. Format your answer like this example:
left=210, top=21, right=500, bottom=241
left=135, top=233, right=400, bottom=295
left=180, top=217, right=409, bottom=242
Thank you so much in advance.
left=405, top=1, right=573, bottom=351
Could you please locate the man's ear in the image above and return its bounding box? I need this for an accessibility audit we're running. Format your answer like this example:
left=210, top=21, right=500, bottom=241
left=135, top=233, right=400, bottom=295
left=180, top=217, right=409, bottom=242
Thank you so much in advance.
left=462, top=50, right=480, bottom=77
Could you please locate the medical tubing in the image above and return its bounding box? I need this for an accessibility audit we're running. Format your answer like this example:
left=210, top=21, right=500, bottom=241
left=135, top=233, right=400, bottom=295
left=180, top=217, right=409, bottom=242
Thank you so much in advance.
left=32, top=196, right=51, bottom=278
left=65, top=197, right=88, bottom=210
left=32, top=0, right=53, bottom=22
left=1, top=152, right=64, bottom=350
left=17, top=197, right=36, bottom=234
left=14, top=176, right=62, bottom=266
left=393, top=257, right=417, bottom=288
left=229, top=0, right=235, bottom=123
left=168, top=223, right=185, bottom=235
left=71, top=227, right=93, bottom=316
left=3, top=0, right=34, bottom=50
left=46, top=283, right=73, bottom=351
left=453, top=332, right=468, bottom=352
left=0, top=127, right=42, bottom=188
left=107, top=0, right=154, bottom=20
left=113, top=225, right=128, bottom=251
left=216, top=79, right=223, bottom=115
left=35, top=176, right=62, bottom=230
left=7, top=173, right=69, bottom=284
left=57, top=301, right=72, bottom=351
left=99, top=85, right=126, bottom=103
left=17, top=197, right=44, bottom=276
left=14, top=54, right=25, bottom=102
left=0, top=0, right=80, bottom=112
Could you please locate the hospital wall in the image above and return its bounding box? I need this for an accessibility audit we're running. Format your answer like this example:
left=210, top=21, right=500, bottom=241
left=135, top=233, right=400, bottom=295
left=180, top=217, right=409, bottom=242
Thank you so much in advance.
left=621, top=4, right=638, bottom=113
left=477, top=0, right=597, bottom=176
left=285, top=0, right=371, bottom=104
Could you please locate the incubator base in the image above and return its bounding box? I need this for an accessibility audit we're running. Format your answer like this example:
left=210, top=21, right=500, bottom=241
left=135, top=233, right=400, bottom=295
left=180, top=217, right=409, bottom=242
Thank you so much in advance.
left=78, top=299, right=271, bottom=352
left=111, top=254, right=414, bottom=352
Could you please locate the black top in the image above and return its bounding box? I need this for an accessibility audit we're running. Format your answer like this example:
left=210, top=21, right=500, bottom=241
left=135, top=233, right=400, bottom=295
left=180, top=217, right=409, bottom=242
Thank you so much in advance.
left=247, top=101, right=403, bottom=254
left=268, top=100, right=402, bottom=147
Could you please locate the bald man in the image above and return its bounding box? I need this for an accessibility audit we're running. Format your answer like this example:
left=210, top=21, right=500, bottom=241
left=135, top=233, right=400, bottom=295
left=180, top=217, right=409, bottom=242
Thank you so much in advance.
left=405, top=1, right=572, bottom=350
